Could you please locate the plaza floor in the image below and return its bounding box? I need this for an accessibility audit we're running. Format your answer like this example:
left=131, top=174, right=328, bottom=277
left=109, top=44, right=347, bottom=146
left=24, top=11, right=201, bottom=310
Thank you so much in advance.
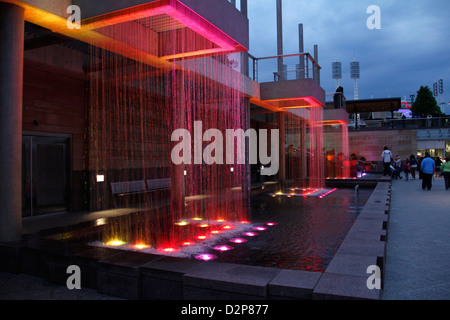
left=383, top=176, right=450, bottom=299
left=1, top=176, right=449, bottom=300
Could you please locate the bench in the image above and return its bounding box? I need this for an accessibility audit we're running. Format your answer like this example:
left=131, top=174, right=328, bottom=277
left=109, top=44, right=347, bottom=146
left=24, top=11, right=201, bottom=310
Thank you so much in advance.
left=111, top=180, right=150, bottom=208
left=111, top=178, right=171, bottom=208
left=146, top=178, right=171, bottom=191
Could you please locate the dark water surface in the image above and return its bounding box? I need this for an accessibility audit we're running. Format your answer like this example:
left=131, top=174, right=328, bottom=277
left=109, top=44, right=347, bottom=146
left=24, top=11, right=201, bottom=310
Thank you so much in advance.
left=214, top=188, right=372, bottom=272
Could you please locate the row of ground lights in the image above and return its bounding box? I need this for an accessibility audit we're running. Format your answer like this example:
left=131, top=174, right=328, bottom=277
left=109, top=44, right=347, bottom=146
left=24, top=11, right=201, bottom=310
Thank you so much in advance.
left=194, top=222, right=278, bottom=261
left=105, top=218, right=251, bottom=252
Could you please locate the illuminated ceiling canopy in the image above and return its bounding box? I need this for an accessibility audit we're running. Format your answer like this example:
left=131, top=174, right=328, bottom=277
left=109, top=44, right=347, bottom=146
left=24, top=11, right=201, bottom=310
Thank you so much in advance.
left=8, top=0, right=247, bottom=70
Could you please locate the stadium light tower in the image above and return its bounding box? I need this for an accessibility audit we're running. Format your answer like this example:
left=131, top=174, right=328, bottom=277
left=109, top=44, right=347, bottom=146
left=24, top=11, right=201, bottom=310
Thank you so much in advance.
left=332, top=61, right=342, bottom=88
left=350, top=58, right=360, bottom=100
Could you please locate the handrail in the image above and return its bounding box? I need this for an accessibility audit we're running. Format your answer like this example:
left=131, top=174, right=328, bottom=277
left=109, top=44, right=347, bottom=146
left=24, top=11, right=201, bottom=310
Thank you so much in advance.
left=251, top=52, right=321, bottom=69
left=248, top=52, right=321, bottom=83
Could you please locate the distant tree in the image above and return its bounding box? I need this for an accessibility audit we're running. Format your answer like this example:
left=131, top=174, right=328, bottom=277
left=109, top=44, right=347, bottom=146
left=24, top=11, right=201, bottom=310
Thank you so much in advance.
left=411, top=86, right=442, bottom=117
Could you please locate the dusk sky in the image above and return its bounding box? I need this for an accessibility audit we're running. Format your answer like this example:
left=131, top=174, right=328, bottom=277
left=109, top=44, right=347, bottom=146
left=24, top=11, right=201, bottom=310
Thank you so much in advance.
left=246, top=0, right=450, bottom=113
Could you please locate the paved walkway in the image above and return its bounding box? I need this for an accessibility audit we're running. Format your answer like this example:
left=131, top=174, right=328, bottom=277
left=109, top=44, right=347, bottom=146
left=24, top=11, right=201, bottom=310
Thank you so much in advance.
left=0, top=271, right=121, bottom=300
left=383, top=176, right=450, bottom=299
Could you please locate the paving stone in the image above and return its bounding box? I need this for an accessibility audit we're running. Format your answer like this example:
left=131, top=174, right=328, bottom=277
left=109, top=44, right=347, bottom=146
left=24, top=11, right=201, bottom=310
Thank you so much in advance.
left=268, top=269, right=321, bottom=300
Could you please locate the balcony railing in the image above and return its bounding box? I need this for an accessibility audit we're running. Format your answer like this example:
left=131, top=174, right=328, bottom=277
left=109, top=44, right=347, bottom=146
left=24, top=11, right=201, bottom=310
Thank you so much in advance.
left=348, top=117, right=450, bottom=130
left=248, top=53, right=321, bottom=84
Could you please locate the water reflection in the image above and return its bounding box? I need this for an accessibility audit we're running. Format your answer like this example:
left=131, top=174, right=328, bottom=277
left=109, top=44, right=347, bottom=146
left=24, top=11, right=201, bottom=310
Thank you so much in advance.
left=214, top=188, right=372, bottom=272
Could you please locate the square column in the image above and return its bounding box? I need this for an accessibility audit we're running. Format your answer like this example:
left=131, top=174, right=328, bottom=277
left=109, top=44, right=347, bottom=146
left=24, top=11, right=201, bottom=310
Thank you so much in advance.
left=0, top=2, right=24, bottom=242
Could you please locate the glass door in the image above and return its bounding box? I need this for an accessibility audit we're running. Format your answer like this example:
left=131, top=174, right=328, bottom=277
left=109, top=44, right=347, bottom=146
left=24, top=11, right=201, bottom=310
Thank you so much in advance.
left=22, top=135, right=70, bottom=217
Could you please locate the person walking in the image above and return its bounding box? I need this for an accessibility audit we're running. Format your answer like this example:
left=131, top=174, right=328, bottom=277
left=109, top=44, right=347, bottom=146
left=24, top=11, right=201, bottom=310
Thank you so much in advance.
left=381, top=147, right=393, bottom=176
left=394, top=155, right=402, bottom=179
left=409, top=155, right=418, bottom=180
left=421, top=152, right=435, bottom=190
left=402, top=158, right=410, bottom=181
left=442, top=157, right=450, bottom=190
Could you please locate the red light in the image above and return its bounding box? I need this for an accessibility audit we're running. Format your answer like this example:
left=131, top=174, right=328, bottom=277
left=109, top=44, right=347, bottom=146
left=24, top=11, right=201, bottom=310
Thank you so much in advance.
left=160, top=247, right=177, bottom=253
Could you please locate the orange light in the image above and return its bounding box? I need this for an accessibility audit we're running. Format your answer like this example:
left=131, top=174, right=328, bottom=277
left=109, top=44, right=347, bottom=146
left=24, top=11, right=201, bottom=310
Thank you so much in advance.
left=134, top=243, right=149, bottom=250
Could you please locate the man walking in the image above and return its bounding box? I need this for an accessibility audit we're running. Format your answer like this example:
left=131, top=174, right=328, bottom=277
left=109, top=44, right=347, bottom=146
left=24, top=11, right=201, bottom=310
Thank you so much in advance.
left=421, top=152, right=435, bottom=190
left=381, top=147, right=392, bottom=176
left=442, top=157, right=450, bottom=190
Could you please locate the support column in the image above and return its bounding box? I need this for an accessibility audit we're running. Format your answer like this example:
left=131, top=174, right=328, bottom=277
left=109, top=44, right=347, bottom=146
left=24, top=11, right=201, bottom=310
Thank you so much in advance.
left=298, top=24, right=305, bottom=79
left=0, top=2, right=24, bottom=242
left=240, top=0, right=248, bottom=76
left=278, top=112, right=286, bottom=188
left=171, top=71, right=186, bottom=217
left=276, top=0, right=284, bottom=80
left=313, top=44, right=320, bottom=85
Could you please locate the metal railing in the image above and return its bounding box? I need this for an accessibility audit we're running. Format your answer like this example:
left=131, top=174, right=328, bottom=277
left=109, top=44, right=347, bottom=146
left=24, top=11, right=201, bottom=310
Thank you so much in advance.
left=348, top=117, right=450, bottom=130
left=248, top=53, right=321, bottom=84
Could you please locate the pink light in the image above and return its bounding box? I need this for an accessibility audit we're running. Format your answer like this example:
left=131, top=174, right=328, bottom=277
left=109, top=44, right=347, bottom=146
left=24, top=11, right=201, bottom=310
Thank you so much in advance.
left=318, top=188, right=338, bottom=199
left=254, top=226, right=267, bottom=231
left=243, top=232, right=258, bottom=237
left=229, top=238, right=248, bottom=244
left=195, top=253, right=217, bottom=261
left=265, top=222, right=278, bottom=226
left=213, top=245, right=233, bottom=252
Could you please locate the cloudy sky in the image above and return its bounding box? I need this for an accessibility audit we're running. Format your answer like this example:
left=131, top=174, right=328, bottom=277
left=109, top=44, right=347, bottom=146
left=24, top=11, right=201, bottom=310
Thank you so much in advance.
left=246, top=0, right=450, bottom=111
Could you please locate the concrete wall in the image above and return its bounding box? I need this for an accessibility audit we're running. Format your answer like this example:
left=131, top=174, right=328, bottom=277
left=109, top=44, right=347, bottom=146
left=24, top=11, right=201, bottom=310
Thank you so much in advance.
left=22, top=55, right=87, bottom=211
left=348, top=129, right=417, bottom=162
left=21, top=0, right=71, bottom=17
left=323, top=109, right=349, bottom=124
left=260, top=79, right=325, bottom=106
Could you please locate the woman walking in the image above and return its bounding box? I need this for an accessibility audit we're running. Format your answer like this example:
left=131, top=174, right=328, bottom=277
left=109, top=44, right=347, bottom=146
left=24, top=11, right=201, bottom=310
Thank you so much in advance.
left=403, top=158, right=411, bottom=181
left=409, top=155, right=418, bottom=180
